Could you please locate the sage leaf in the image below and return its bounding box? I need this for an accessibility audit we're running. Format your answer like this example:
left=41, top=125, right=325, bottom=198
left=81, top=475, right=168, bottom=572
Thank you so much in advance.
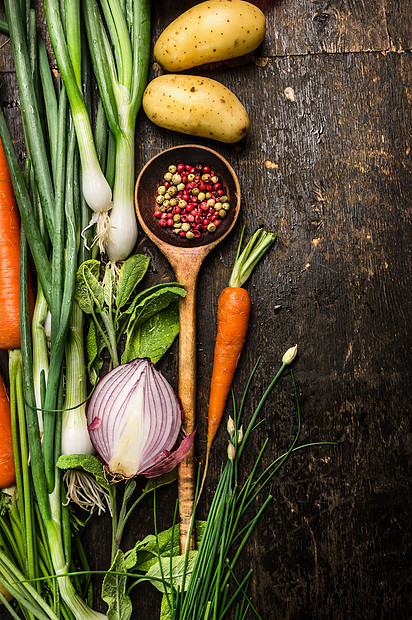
left=75, top=259, right=100, bottom=314
left=86, top=320, right=105, bottom=385
left=145, top=550, right=198, bottom=594
left=116, top=254, right=150, bottom=309
left=83, top=263, right=104, bottom=309
left=103, top=267, right=115, bottom=310
left=121, top=302, right=179, bottom=364
left=102, top=550, right=132, bottom=620
left=129, top=520, right=205, bottom=574
left=116, top=282, right=185, bottom=334
left=160, top=595, right=172, bottom=620
left=142, top=469, right=177, bottom=494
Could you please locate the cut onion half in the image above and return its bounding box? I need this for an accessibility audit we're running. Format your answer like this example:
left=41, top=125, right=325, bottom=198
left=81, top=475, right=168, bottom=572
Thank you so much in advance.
left=87, top=358, right=194, bottom=478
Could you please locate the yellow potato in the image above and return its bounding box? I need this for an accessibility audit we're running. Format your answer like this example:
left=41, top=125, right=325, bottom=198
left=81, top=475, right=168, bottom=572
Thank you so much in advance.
left=154, top=0, right=266, bottom=71
left=142, top=75, right=249, bottom=143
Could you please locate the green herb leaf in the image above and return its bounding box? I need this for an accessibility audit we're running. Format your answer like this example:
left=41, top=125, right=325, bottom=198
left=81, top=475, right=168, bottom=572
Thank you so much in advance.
left=160, top=595, right=172, bottom=620
left=86, top=320, right=105, bottom=385
left=116, top=282, right=185, bottom=334
left=145, top=550, right=198, bottom=594
left=116, top=254, right=150, bottom=309
left=142, top=469, right=177, bottom=494
left=122, top=285, right=185, bottom=353
left=83, top=263, right=104, bottom=309
left=102, top=550, right=132, bottom=620
left=128, top=520, right=205, bottom=574
left=121, top=302, right=180, bottom=364
left=103, top=267, right=115, bottom=310
left=75, top=260, right=100, bottom=314
left=56, top=454, right=109, bottom=491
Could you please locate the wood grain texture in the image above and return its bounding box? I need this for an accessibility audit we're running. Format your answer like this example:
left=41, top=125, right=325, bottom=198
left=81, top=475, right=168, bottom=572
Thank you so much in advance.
left=0, top=1, right=411, bottom=619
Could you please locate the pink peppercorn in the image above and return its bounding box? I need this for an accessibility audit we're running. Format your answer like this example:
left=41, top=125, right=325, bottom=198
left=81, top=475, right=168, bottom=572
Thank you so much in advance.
left=154, top=211, right=162, bottom=218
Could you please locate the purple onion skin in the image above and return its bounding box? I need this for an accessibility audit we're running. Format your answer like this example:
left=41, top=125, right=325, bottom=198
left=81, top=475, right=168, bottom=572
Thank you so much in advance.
left=87, top=358, right=193, bottom=478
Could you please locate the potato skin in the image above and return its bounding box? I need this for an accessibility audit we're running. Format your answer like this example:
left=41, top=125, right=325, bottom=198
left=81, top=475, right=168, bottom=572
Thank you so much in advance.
left=154, top=0, right=266, bottom=71
left=142, top=75, right=249, bottom=143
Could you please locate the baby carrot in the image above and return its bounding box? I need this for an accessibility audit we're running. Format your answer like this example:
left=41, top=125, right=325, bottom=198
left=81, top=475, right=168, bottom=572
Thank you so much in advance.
left=0, top=372, right=16, bottom=489
left=202, top=227, right=277, bottom=487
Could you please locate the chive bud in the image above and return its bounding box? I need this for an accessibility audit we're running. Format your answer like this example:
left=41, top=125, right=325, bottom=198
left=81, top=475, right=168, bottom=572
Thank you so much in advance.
left=227, top=415, right=235, bottom=438
left=237, top=425, right=244, bottom=445
left=282, top=344, right=298, bottom=365
left=227, top=441, right=236, bottom=461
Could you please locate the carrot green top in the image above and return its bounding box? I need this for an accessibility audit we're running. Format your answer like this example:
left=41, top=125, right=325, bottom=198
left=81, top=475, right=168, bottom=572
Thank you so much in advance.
left=229, top=226, right=277, bottom=288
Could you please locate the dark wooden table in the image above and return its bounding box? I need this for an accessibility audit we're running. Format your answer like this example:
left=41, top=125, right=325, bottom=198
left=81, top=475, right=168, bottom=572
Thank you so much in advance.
left=0, top=1, right=411, bottom=618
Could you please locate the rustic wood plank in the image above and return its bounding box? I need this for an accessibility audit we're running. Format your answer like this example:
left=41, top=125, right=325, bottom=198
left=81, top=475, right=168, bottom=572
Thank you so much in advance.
left=385, top=0, right=412, bottom=51
left=266, top=0, right=390, bottom=55
left=152, top=1, right=391, bottom=57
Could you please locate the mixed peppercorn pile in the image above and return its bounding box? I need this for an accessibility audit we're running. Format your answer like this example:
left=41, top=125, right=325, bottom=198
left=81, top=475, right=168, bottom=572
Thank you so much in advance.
left=154, top=163, right=230, bottom=240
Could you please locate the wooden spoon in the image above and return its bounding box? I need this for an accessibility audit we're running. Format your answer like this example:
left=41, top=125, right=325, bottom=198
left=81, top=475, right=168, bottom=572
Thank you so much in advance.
left=135, top=144, right=240, bottom=551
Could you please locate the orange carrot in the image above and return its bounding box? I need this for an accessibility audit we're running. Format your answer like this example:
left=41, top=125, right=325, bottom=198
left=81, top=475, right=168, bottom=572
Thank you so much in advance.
left=206, top=286, right=251, bottom=451
left=0, top=137, right=33, bottom=350
left=201, top=228, right=277, bottom=491
left=0, top=372, right=16, bottom=489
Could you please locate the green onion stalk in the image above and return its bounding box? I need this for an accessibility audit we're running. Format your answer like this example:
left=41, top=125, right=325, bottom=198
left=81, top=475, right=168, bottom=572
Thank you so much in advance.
left=0, top=2, right=107, bottom=617
left=147, top=348, right=334, bottom=619
left=45, top=0, right=151, bottom=267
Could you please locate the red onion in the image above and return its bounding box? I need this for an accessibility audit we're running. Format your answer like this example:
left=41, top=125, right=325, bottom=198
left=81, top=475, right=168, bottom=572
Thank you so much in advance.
left=87, top=358, right=194, bottom=478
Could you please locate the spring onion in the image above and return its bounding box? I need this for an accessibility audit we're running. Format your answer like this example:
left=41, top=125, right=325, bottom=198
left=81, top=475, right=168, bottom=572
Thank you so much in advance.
left=87, top=358, right=195, bottom=478
left=45, top=0, right=151, bottom=265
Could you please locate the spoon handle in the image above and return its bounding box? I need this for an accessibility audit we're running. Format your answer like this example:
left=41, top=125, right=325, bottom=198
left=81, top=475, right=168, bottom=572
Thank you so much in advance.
left=175, top=264, right=200, bottom=552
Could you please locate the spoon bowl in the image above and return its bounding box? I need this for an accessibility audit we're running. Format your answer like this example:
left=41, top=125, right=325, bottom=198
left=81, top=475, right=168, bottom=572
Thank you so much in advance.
left=135, top=144, right=240, bottom=252
left=135, top=144, right=240, bottom=550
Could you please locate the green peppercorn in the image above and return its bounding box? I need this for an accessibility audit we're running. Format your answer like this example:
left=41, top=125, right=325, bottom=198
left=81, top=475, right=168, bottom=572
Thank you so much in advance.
left=172, top=173, right=181, bottom=185
left=202, top=173, right=211, bottom=181
left=222, top=203, right=230, bottom=211
left=181, top=223, right=191, bottom=232
left=159, top=205, right=166, bottom=213
left=173, top=222, right=182, bottom=229
left=164, top=172, right=173, bottom=182
left=192, top=187, right=200, bottom=196
left=179, top=200, right=187, bottom=209
left=164, top=193, right=171, bottom=201
left=188, top=173, right=195, bottom=182
left=211, top=176, right=219, bottom=184
left=219, top=209, right=227, bottom=219
left=214, top=203, right=222, bottom=211
left=168, top=186, right=178, bottom=197
left=207, top=223, right=216, bottom=233
left=168, top=164, right=177, bottom=174
left=220, top=195, right=228, bottom=203
left=207, top=198, right=215, bottom=207
left=186, top=231, right=195, bottom=240
left=173, top=214, right=181, bottom=222
left=205, top=192, right=212, bottom=200
left=177, top=183, right=186, bottom=192
left=163, top=200, right=170, bottom=208
left=158, top=185, right=166, bottom=195
left=169, top=198, right=178, bottom=207
left=156, top=195, right=165, bottom=205
left=198, top=192, right=206, bottom=202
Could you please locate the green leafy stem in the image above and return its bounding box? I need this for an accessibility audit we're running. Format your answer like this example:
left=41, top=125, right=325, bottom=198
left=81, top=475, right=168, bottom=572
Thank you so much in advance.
left=74, top=254, right=186, bottom=383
